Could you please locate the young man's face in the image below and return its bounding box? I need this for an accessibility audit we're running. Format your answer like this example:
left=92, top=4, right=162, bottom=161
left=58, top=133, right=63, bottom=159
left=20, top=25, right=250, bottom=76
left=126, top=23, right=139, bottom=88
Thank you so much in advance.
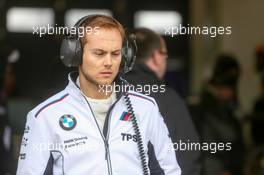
left=79, top=27, right=122, bottom=86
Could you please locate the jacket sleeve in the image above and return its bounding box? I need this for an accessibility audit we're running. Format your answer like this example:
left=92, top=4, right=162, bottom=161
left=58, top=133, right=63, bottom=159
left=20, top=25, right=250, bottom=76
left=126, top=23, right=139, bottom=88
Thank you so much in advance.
left=148, top=103, right=182, bottom=175
left=16, top=111, right=52, bottom=175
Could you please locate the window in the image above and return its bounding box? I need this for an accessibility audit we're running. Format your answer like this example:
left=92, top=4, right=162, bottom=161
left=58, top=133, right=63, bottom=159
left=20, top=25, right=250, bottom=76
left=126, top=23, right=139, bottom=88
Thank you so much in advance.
left=6, top=7, right=54, bottom=33
left=134, top=10, right=182, bottom=35
left=65, top=9, right=112, bottom=27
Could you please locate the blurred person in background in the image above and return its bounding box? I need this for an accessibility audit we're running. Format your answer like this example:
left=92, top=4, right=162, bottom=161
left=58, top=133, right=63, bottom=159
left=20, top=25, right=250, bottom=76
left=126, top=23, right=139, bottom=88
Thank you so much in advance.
left=126, top=28, right=201, bottom=175
left=192, top=54, right=245, bottom=175
left=250, top=76, right=264, bottom=146
left=241, top=43, right=264, bottom=175
left=251, top=43, right=264, bottom=146
left=0, top=45, right=19, bottom=175
left=243, top=43, right=264, bottom=175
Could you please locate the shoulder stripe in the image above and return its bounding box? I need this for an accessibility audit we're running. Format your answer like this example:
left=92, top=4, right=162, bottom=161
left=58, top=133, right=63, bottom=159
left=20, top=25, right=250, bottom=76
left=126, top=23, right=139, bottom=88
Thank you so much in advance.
left=35, top=94, right=69, bottom=118
left=127, top=92, right=155, bottom=105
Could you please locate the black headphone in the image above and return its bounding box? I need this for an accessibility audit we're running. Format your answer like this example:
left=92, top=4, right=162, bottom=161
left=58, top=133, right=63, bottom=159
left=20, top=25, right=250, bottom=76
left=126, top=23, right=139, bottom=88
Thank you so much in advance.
left=60, top=14, right=137, bottom=74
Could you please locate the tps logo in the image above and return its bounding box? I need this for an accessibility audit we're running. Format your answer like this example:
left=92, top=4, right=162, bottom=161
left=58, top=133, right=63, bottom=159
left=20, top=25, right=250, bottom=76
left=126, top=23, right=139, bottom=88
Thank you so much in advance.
left=121, top=133, right=138, bottom=143
left=59, top=114, right=77, bottom=131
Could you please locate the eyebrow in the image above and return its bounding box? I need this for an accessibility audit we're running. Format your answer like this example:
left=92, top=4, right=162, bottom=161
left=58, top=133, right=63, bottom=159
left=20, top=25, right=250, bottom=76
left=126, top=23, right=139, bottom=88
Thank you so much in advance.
left=112, top=50, right=121, bottom=53
left=91, top=48, right=105, bottom=52
left=91, top=48, right=121, bottom=52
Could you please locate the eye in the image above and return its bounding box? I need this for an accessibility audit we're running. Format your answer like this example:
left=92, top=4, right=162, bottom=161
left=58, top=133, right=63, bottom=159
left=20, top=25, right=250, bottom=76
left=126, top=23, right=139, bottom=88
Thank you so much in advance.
left=112, top=51, right=121, bottom=57
left=93, top=51, right=105, bottom=56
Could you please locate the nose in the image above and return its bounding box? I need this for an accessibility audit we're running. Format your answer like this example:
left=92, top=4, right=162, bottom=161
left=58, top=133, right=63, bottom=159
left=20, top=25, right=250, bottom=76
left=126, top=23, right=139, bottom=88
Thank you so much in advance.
left=103, top=54, right=112, bottom=68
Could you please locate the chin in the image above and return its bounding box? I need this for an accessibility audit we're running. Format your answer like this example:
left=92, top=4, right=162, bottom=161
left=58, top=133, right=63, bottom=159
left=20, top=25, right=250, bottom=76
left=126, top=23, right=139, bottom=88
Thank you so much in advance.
left=97, top=74, right=118, bottom=85
left=97, top=79, right=114, bottom=86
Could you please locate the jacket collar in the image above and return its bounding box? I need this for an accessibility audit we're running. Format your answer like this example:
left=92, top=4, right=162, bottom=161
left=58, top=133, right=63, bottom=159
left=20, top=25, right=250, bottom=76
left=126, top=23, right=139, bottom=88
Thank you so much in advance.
left=65, top=71, right=124, bottom=102
left=129, top=64, right=165, bottom=85
left=134, top=64, right=158, bottom=79
left=65, top=72, right=85, bottom=103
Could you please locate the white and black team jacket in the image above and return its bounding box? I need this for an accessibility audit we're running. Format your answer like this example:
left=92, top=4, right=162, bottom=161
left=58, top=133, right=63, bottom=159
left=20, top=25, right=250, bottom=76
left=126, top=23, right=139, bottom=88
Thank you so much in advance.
left=16, top=73, right=181, bottom=175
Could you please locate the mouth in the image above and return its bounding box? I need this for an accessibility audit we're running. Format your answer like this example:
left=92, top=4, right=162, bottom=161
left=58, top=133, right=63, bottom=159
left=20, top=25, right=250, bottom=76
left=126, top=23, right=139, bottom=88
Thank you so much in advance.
left=100, top=71, right=113, bottom=77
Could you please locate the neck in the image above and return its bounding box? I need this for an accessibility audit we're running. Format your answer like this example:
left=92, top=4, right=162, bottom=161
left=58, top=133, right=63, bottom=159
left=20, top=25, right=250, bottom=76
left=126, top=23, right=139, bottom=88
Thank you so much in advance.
left=79, top=75, right=112, bottom=99
left=145, top=59, right=162, bottom=80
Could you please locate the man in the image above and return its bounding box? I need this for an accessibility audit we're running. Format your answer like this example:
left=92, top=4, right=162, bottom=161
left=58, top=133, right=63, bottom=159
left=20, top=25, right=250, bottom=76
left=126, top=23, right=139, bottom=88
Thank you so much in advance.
left=194, top=54, right=245, bottom=175
left=16, top=15, right=181, bottom=175
left=126, top=28, right=201, bottom=175
left=251, top=43, right=264, bottom=145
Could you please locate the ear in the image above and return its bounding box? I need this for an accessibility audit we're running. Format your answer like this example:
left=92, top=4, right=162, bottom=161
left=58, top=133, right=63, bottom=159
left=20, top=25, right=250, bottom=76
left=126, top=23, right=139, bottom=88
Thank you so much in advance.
left=152, top=49, right=160, bottom=66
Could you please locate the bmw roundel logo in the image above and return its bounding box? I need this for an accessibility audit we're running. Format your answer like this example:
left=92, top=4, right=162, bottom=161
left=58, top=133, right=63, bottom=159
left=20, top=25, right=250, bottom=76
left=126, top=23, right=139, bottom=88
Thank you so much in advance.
left=59, top=114, right=77, bottom=131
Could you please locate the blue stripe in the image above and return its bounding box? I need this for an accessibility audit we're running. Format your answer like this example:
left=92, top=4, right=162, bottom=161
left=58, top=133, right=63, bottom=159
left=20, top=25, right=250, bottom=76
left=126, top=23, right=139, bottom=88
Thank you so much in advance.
left=120, top=112, right=126, bottom=120
left=35, top=94, right=69, bottom=118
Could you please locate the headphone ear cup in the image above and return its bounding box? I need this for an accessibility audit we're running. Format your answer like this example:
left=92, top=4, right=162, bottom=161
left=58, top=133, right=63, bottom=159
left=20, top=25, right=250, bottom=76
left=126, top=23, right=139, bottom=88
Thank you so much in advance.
left=60, top=37, right=82, bottom=67
left=121, top=37, right=137, bottom=73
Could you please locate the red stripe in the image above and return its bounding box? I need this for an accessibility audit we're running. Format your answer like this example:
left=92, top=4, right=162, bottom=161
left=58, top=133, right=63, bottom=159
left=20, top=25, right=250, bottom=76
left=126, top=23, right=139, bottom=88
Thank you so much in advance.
left=124, top=113, right=131, bottom=121
left=35, top=94, right=69, bottom=118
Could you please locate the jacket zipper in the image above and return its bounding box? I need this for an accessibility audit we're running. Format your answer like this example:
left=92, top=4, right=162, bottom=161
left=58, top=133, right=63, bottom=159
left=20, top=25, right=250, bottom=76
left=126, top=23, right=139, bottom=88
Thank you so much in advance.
left=81, top=92, right=122, bottom=175
left=104, top=94, right=123, bottom=175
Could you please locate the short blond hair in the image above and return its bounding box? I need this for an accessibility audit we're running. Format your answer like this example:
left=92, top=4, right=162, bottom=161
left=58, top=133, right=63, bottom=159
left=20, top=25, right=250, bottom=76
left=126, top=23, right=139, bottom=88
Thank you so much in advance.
left=79, top=15, right=125, bottom=47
